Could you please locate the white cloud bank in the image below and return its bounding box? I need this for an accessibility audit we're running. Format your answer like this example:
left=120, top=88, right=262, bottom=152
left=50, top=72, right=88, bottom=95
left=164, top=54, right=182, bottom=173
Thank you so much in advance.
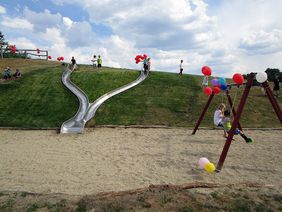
left=2, top=0, right=282, bottom=77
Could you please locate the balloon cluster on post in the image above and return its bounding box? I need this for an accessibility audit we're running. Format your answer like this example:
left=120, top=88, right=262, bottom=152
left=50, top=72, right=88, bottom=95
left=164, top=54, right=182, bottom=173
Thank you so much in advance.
left=135, top=54, right=147, bottom=64
left=198, top=157, right=215, bottom=173
left=201, top=66, right=212, bottom=95
left=57, top=56, right=64, bottom=61
left=9, top=45, right=17, bottom=54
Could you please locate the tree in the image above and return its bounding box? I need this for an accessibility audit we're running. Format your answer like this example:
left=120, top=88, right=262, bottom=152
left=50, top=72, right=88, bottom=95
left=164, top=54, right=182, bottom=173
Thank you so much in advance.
left=265, top=68, right=281, bottom=82
left=0, top=31, right=8, bottom=58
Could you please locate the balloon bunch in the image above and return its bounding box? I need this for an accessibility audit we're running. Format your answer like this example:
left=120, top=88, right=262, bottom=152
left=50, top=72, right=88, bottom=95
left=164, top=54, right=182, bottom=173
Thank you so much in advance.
left=47, top=56, right=52, bottom=60
left=198, top=157, right=215, bottom=173
left=135, top=54, right=147, bottom=64
left=9, top=45, right=17, bottom=54
left=201, top=66, right=212, bottom=95
left=57, top=56, right=64, bottom=61
left=201, top=66, right=229, bottom=96
left=36, top=48, right=40, bottom=54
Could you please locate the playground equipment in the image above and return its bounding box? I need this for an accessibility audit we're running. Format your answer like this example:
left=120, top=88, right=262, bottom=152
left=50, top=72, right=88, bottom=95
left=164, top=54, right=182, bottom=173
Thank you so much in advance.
left=16, top=49, right=49, bottom=59
left=60, top=62, right=149, bottom=134
left=193, top=71, right=282, bottom=172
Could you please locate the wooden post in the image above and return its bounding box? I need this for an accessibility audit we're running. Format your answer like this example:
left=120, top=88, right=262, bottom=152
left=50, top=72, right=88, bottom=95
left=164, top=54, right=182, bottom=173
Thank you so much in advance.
left=262, top=81, right=282, bottom=124
left=216, top=73, right=255, bottom=172
left=192, top=93, right=215, bottom=135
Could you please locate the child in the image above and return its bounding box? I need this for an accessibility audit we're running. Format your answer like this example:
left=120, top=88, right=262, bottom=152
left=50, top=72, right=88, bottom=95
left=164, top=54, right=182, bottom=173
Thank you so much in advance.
left=213, top=103, right=226, bottom=137
left=179, top=60, right=183, bottom=75
left=92, top=55, right=97, bottom=68
left=97, top=55, right=102, bottom=68
left=222, top=110, right=253, bottom=143
left=13, top=69, right=21, bottom=78
left=4, top=67, right=11, bottom=80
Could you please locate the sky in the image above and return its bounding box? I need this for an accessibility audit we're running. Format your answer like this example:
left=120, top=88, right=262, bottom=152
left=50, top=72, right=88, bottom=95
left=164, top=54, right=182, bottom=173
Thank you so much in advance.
left=0, top=0, right=282, bottom=77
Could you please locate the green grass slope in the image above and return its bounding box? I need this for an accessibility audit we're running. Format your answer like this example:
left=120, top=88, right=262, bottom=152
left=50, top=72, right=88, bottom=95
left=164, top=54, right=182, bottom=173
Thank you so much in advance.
left=0, top=58, right=281, bottom=128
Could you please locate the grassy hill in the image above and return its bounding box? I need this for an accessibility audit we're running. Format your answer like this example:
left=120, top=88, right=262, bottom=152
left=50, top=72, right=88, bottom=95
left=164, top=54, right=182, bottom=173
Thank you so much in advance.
left=0, top=58, right=281, bottom=128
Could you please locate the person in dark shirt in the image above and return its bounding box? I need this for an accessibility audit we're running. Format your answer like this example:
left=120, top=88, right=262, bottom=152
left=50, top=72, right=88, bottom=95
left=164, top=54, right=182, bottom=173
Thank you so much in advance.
left=273, top=75, right=280, bottom=98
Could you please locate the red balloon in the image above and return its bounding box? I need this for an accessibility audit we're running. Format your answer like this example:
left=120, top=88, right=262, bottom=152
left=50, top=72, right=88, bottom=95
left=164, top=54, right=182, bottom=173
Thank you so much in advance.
left=48, top=56, right=52, bottom=59
left=60, top=57, right=64, bottom=61
left=204, top=87, right=213, bottom=95
left=57, top=57, right=61, bottom=61
left=213, top=86, right=221, bottom=94
left=143, top=54, right=147, bottom=59
left=202, top=66, right=212, bottom=76
left=233, top=73, right=244, bottom=85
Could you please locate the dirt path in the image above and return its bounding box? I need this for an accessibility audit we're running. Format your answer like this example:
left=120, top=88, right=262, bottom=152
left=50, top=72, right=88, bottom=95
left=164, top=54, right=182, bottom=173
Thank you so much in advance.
left=0, top=128, right=281, bottom=195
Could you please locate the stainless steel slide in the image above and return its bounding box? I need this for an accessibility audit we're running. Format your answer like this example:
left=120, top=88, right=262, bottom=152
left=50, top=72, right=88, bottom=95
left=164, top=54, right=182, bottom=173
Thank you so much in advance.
left=60, top=64, right=149, bottom=134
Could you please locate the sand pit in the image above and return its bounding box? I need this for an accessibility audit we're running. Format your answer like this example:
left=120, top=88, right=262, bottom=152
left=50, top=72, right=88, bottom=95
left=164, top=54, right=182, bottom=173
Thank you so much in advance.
left=0, top=128, right=281, bottom=195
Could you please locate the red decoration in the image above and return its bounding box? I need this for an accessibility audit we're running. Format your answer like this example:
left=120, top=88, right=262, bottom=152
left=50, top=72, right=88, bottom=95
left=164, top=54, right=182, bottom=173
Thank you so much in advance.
left=201, top=66, right=212, bottom=76
left=213, top=86, right=221, bottom=94
left=36, top=48, right=40, bottom=54
left=9, top=45, right=17, bottom=54
left=134, top=54, right=147, bottom=64
left=48, top=56, right=52, bottom=59
left=204, top=86, right=213, bottom=95
left=60, top=57, right=64, bottom=61
left=232, top=73, right=244, bottom=85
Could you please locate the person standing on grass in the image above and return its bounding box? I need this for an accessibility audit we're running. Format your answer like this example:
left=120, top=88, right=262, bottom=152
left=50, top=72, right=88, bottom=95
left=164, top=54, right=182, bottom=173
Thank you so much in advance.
left=273, top=75, right=280, bottom=98
left=92, top=55, right=97, bottom=68
left=179, top=60, right=183, bottom=75
left=97, top=55, right=102, bottom=68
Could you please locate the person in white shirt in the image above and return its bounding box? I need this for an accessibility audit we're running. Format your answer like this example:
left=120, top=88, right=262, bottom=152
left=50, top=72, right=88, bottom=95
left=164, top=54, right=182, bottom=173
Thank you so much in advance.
left=213, top=103, right=227, bottom=137
left=179, top=60, right=183, bottom=75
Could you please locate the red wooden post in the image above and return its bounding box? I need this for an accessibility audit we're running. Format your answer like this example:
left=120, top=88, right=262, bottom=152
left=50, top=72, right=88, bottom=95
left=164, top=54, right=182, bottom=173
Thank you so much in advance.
left=192, top=93, right=215, bottom=135
left=216, top=73, right=255, bottom=172
left=262, top=81, right=282, bottom=124
left=225, top=89, right=243, bottom=131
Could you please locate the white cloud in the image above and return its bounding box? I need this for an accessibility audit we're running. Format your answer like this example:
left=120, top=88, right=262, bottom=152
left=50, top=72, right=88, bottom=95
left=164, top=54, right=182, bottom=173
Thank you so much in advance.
left=63, top=17, right=73, bottom=28
left=0, top=17, right=33, bottom=30
left=9, top=37, right=36, bottom=49
left=23, top=7, right=62, bottom=32
left=239, top=29, right=282, bottom=55
left=2, top=1, right=282, bottom=77
left=0, top=5, right=6, bottom=14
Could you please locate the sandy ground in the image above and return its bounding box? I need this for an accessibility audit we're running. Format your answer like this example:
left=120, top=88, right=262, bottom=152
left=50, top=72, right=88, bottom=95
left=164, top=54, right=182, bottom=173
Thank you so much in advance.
left=0, top=128, right=281, bottom=195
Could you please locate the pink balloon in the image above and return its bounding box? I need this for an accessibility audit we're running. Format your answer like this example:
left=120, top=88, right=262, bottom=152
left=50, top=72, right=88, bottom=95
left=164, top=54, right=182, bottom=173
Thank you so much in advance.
left=198, top=157, right=210, bottom=169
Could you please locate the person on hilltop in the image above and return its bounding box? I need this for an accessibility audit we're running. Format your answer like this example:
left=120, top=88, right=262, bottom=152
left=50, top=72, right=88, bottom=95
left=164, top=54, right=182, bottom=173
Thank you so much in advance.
left=92, top=55, right=97, bottom=68
left=70, top=56, right=77, bottom=69
left=97, top=55, right=102, bottom=68
left=179, top=59, right=184, bottom=75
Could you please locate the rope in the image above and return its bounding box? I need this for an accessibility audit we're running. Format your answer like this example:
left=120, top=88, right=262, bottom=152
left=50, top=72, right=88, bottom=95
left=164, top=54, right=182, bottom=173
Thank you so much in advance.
left=230, top=86, right=240, bottom=118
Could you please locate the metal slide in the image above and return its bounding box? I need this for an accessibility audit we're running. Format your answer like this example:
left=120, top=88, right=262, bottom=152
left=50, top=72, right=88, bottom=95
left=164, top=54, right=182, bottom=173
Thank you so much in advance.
left=60, top=64, right=149, bottom=134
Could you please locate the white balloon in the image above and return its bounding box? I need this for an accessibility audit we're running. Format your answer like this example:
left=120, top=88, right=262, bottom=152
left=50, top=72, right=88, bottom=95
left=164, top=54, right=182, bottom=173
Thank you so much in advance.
left=256, top=72, right=268, bottom=83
